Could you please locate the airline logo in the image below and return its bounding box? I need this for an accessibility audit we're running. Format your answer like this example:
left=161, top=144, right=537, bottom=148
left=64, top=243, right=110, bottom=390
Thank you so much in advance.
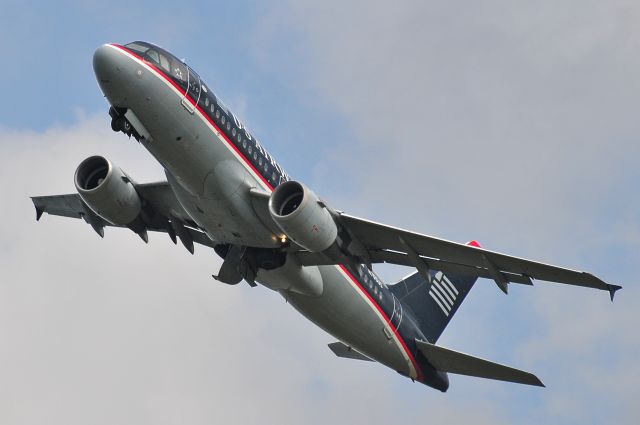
left=428, top=271, right=459, bottom=317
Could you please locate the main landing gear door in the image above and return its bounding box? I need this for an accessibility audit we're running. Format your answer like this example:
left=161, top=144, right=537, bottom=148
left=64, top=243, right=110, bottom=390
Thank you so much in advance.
left=180, top=65, right=202, bottom=114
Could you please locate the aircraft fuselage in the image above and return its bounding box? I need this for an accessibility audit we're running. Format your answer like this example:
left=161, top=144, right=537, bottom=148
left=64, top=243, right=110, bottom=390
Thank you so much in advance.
left=93, top=42, right=447, bottom=390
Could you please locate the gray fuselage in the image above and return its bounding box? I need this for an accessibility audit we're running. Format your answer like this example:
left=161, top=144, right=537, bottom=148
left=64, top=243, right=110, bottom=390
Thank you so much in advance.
left=93, top=42, right=426, bottom=383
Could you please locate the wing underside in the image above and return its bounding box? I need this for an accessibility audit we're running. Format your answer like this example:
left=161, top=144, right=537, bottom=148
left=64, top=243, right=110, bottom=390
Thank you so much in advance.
left=295, top=213, right=620, bottom=299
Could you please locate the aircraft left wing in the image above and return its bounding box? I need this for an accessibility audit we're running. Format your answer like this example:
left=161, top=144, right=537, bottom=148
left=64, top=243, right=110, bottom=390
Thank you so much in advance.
left=296, top=213, right=621, bottom=300
left=31, top=182, right=215, bottom=252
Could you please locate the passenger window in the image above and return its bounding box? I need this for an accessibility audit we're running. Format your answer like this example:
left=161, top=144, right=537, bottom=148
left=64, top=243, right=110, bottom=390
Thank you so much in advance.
left=258, top=157, right=263, bottom=166
left=221, top=115, right=226, bottom=124
left=242, top=139, right=247, bottom=149
left=232, top=128, right=236, bottom=137
left=248, top=146, right=252, bottom=155
left=226, top=122, right=231, bottom=131
left=215, top=109, right=220, bottom=119
left=205, top=97, right=210, bottom=107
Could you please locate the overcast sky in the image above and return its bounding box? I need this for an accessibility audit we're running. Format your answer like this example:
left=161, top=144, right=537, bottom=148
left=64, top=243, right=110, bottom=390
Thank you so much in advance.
left=1, top=1, right=638, bottom=424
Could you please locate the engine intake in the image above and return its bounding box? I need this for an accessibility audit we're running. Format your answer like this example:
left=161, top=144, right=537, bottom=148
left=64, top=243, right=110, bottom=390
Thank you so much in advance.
left=268, top=181, right=337, bottom=252
left=75, top=156, right=141, bottom=226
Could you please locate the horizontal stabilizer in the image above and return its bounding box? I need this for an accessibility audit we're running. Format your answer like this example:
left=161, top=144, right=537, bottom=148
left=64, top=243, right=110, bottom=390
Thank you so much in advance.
left=328, top=342, right=373, bottom=362
left=415, top=340, right=544, bottom=387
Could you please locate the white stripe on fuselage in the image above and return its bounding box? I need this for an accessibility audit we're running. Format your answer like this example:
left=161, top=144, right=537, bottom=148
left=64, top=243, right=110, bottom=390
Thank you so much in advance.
left=108, top=44, right=419, bottom=380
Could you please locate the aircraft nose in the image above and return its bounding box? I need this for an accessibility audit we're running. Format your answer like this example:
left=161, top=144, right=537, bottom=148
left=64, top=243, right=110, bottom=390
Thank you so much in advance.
left=93, top=44, right=118, bottom=82
left=93, top=44, right=129, bottom=106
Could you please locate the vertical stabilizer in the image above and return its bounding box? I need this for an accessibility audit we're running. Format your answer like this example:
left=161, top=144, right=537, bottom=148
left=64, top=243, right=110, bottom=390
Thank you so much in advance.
left=389, top=241, right=480, bottom=343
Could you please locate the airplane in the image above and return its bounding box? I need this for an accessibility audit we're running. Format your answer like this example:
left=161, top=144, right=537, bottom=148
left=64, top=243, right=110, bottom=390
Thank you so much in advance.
left=31, top=41, right=621, bottom=392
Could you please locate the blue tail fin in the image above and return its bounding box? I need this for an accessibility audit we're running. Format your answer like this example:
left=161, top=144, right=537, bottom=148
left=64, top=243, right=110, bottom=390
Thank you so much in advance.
left=389, top=241, right=480, bottom=343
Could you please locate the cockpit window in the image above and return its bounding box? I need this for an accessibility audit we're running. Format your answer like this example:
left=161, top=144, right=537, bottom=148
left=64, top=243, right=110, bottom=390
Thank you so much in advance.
left=146, top=49, right=160, bottom=64
left=124, top=42, right=149, bottom=54
left=159, top=54, right=170, bottom=73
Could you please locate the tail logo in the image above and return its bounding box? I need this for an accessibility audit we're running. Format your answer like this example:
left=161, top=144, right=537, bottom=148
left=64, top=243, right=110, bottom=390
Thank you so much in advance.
left=428, top=272, right=459, bottom=316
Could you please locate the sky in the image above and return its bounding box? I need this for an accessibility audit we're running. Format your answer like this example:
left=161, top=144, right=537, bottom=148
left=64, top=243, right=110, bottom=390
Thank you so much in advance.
left=0, top=1, right=638, bottom=424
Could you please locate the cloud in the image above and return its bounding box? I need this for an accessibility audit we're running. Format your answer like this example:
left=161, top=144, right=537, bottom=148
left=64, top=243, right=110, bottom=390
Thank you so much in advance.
left=271, top=1, right=640, bottom=240
left=0, top=115, right=515, bottom=425
left=2, top=2, right=639, bottom=424
left=251, top=1, right=640, bottom=423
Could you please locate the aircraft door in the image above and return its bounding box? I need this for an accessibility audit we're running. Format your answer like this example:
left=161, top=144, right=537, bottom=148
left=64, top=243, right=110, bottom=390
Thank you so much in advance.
left=181, top=66, right=202, bottom=114
left=390, top=294, right=403, bottom=330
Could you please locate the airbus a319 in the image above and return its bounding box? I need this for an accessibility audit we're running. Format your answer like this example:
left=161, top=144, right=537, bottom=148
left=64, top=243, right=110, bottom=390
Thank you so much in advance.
left=32, top=42, right=621, bottom=392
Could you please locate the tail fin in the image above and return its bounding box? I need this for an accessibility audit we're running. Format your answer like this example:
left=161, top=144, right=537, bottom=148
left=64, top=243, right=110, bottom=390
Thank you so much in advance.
left=389, top=240, right=480, bottom=343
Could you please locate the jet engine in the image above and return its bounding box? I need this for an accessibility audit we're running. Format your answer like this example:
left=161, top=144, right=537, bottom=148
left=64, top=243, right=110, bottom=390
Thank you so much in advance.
left=74, top=156, right=141, bottom=226
left=268, top=180, right=337, bottom=252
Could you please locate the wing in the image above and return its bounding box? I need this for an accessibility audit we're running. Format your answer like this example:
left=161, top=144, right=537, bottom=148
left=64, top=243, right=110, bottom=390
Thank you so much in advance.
left=31, top=182, right=215, bottom=252
left=296, top=213, right=621, bottom=300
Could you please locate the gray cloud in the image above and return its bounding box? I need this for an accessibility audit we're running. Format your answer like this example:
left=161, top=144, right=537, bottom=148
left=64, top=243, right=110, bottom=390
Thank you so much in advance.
left=252, top=1, right=640, bottom=423
left=0, top=117, right=514, bottom=425
left=2, top=2, right=639, bottom=424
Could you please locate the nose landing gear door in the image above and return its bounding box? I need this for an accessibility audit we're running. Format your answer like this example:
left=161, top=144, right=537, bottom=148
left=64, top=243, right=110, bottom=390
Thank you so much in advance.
left=179, top=64, right=202, bottom=115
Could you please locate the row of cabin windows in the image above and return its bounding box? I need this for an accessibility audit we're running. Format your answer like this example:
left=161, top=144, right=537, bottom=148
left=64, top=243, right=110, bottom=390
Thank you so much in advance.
left=359, top=266, right=384, bottom=301
left=202, top=93, right=280, bottom=184
left=129, top=42, right=284, bottom=186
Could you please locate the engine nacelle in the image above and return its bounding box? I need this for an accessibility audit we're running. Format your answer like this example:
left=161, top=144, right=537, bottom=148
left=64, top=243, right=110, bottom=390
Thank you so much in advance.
left=268, top=180, right=338, bottom=252
left=74, top=156, right=141, bottom=226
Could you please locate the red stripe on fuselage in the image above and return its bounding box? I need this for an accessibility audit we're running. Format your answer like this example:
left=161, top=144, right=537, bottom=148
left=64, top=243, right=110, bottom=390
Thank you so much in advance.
left=109, top=44, right=273, bottom=191
left=110, top=43, right=423, bottom=382
left=338, top=265, right=424, bottom=381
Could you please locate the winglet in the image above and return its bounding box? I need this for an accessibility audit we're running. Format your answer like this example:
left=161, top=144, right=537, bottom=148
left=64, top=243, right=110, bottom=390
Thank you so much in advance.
left=609, top=284, right=622, bottom=302
left=35, top=206, right=44, bottom=221
left=31, top=198, right=45, bottom=221
left=467, top=240, right=481, bottom=248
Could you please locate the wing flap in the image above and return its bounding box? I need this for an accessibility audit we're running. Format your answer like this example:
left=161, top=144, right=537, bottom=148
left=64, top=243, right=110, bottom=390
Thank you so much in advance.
left=415, top=340, right=544, bottom=387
